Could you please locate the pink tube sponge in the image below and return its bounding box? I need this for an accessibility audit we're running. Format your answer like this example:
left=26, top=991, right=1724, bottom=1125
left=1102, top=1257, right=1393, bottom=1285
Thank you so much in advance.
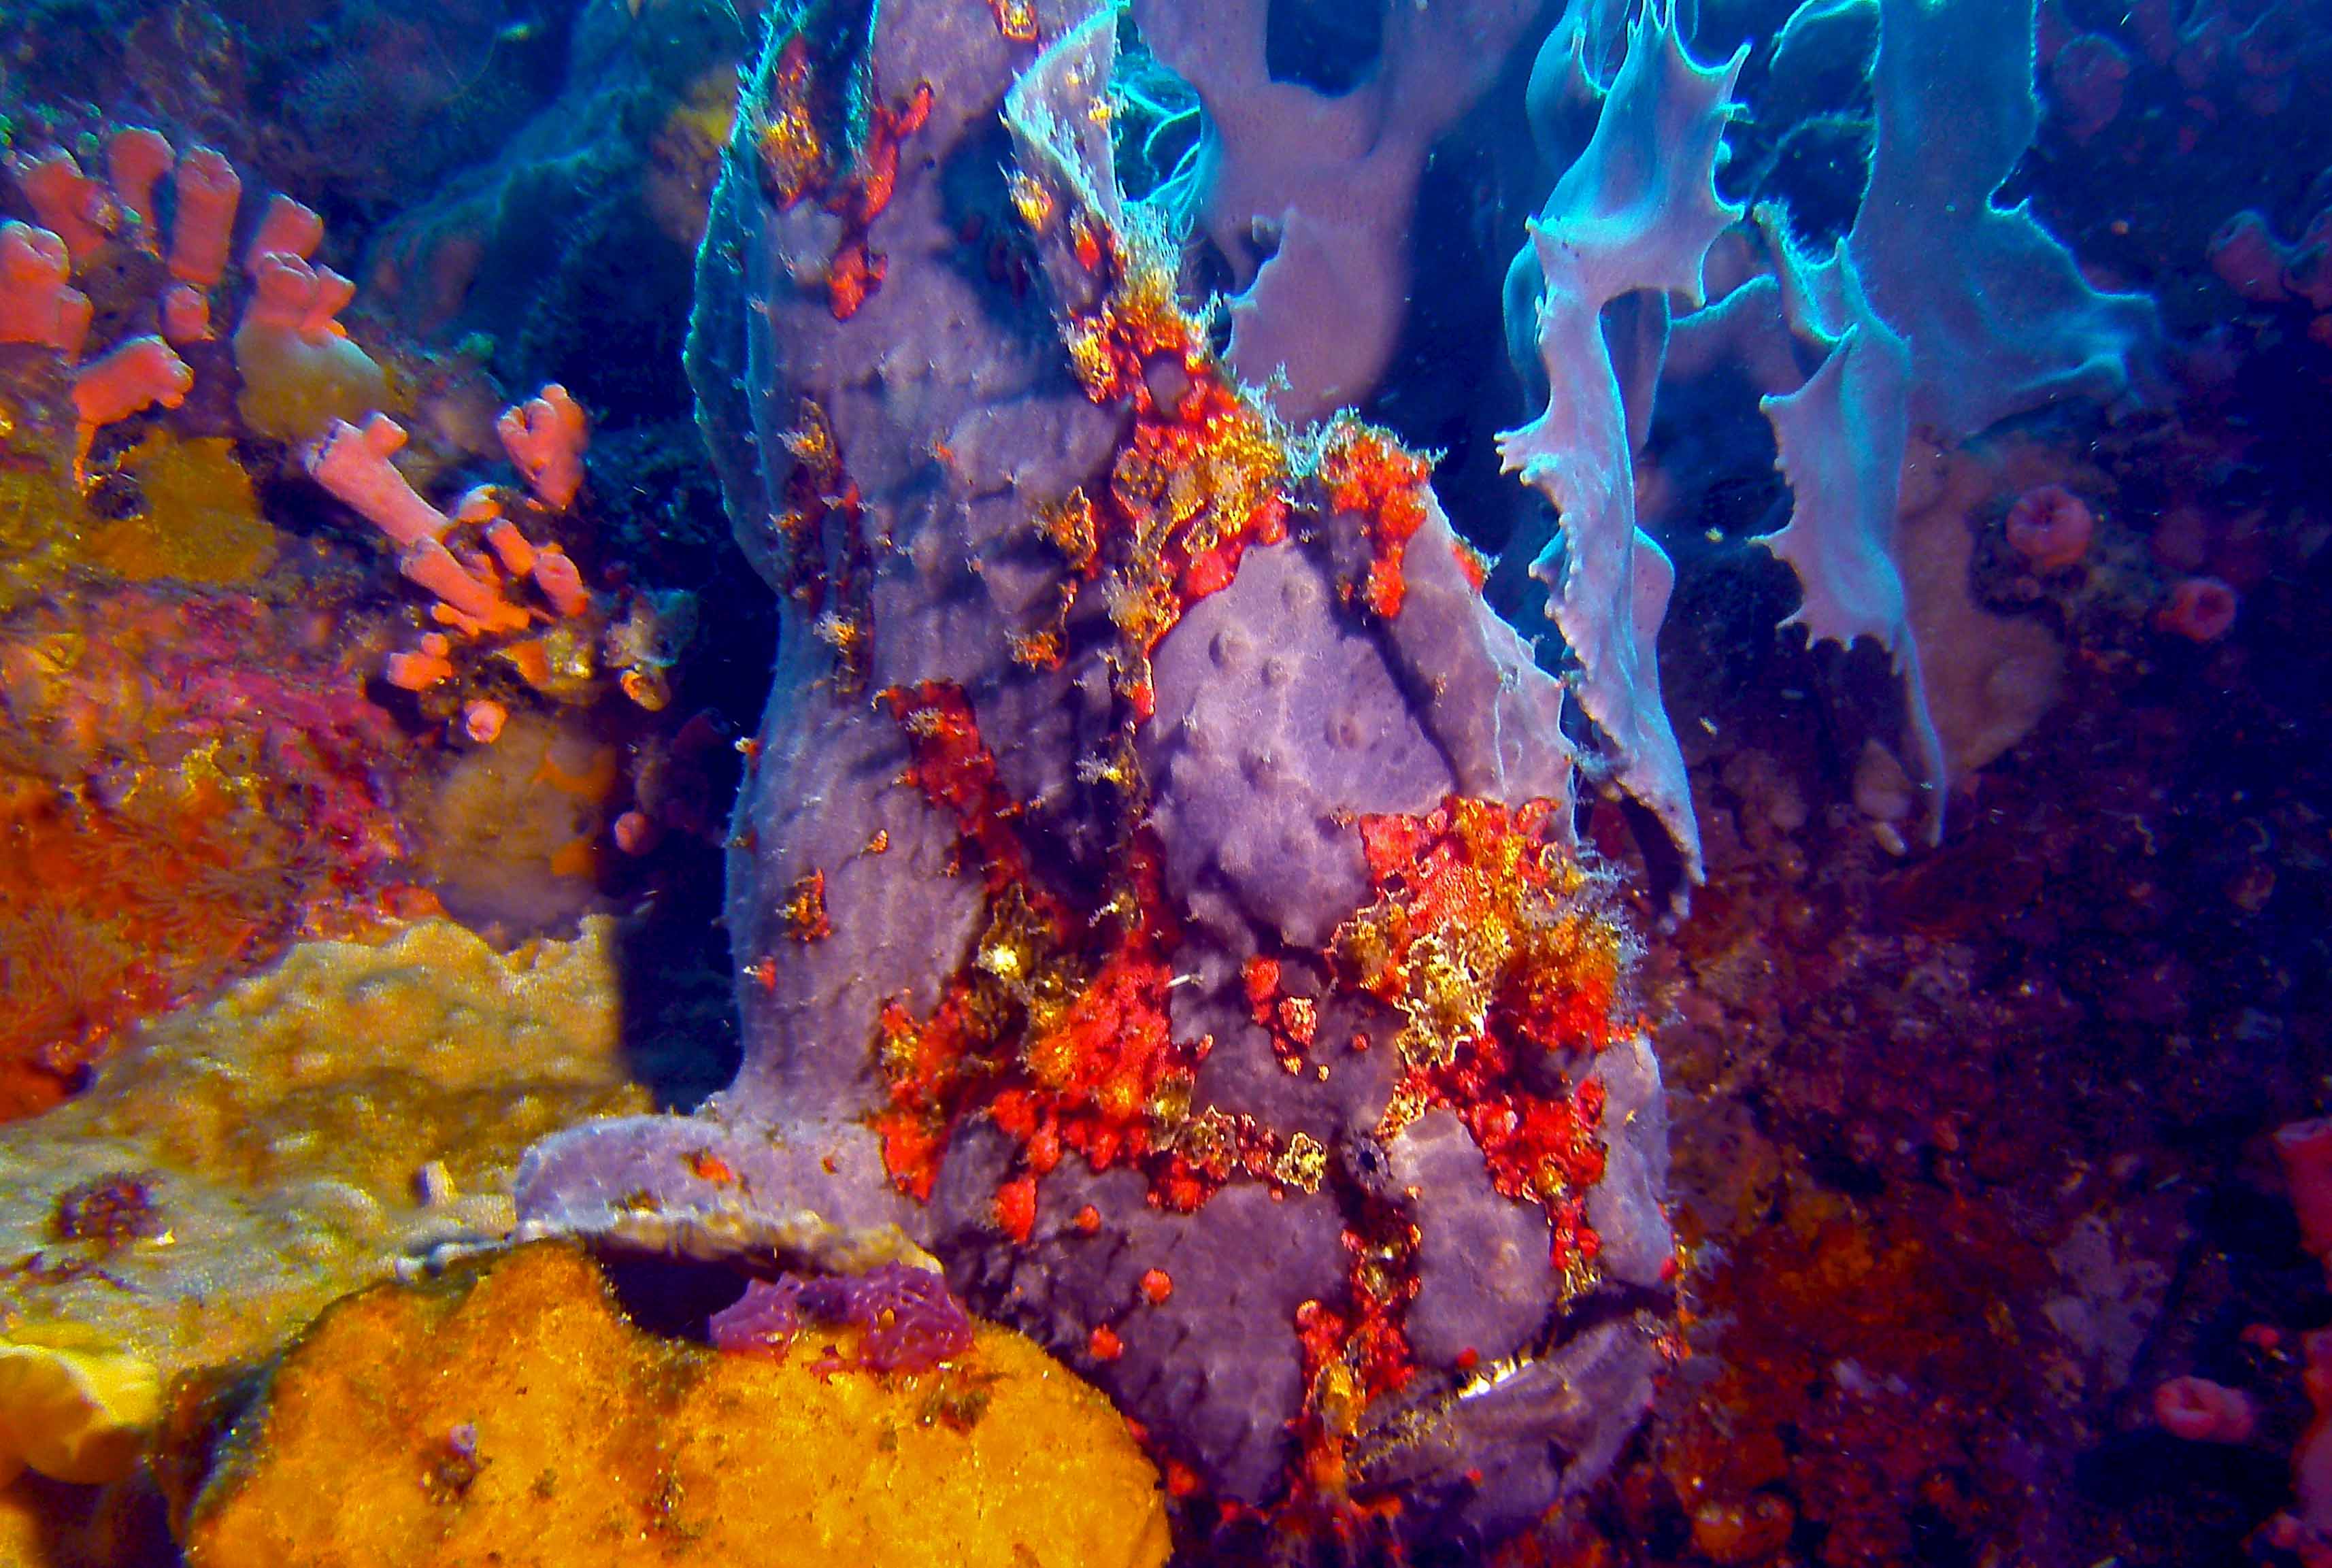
left=2269, top=1331, right=2332, bottom=1566
left=2159, top=576, right=2238, bottom=642
left=2276, top=1118, right=2332, bottom=1263
left=167, top=148, right=241, bottom=290
left=2050, top=33, right=2131, bottom=142
left=0, top=222, right=93, bottom=357
left=104, top=129, right=174, bottom=250
left=305, top=414, right=450, bottom=552
left=530, top=544, right=589, bottom=618
left=243, top=252, right=356, bottom=341
left=2208, top=211, right=2287, bottom=302
left=2005, top=484, right=2096, bottom=572
left=233, top=254, right=385, bottom=441
left=2289, top=235, right=2332, bottom=314
left=161, top=283, right=212, bottom=344
left=245, top=195, right=324, bottom=273
left=385, top=632, right=455, bottom=693
left=10, top=148, right=111, bottom=264
left=71, top=334, right=193, bottom=431
left=496, top=384, right=588, bottom=510
left=398, top=537, right=522, bottom=631
left=2153, top=1375, right=2256, bottom=1444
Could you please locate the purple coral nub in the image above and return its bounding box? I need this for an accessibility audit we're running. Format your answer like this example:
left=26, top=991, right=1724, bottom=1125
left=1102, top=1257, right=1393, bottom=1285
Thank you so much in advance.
left=708, top=1276, right=810, bottom=1354
left=710, top=1263, right=973, bottom=1373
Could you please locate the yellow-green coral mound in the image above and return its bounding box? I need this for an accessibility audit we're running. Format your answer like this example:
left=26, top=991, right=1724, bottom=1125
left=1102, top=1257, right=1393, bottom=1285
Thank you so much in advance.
left=0, top=917, right=646, bottom=1382
left=180, top=1241, right=1171, bottom=1568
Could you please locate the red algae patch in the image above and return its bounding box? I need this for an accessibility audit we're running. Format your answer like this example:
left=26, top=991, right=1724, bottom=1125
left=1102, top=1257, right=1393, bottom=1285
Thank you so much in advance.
left=0, top=586, right=416, bottom=1117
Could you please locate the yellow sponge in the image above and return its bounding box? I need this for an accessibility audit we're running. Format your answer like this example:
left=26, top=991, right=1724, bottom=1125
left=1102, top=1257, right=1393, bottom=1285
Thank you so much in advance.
left=232, top=318, right=388, bottom=444
left=0, top=1324, right=160, bottom=1486
left=182, top=1241, right=1170, bottom=1568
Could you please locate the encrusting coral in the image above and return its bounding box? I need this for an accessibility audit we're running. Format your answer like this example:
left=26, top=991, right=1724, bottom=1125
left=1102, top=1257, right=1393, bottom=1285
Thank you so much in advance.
left=171, top=1240, right=1170, bottom=1568
left=0, top=917, right=644, bottom=1384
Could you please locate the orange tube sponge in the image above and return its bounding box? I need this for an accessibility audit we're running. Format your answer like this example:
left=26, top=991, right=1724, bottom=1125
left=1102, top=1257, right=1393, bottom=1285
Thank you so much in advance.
left=483, top=515, right=535, bottom=577
left=401, top=537, right=524, bottom=632
left=497, top=384, right=588, bottom=510
left=168, top=147, right=242, bottom=289
left=0, top=221, right=93, bottom=356
left=71, top=333, right=194, bottom=431
left=9, top=147, right=110, bottom=263
left=105, top=127, right=175, bottom=250
left=386, top=644, right=456, bottom=692
left=305, top=414, right=450, bottom=551
left=463, top=699, right=507, bottom=744
left=531, top=544, right=588, bottom=617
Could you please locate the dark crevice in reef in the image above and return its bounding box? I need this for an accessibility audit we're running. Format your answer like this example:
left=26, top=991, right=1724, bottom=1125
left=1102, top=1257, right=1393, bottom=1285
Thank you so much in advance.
left=1266, top=0, right=1385, bottom=97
